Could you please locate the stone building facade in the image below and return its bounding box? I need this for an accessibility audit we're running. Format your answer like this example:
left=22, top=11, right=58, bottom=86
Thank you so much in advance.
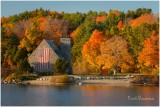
left=28, top=38, right=72, bottom=74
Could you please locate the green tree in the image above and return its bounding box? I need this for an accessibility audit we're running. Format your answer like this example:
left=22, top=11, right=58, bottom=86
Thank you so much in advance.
left=134, top=8, right=152, bottom=18
left=125, top=8, right=152, bottom=19
left=13, top=48, right=28, bottom=64
left=63, top=12, right=86, bottom=32
left=17, top=58, right=31, bottom=75
left=7, top=33, right=20, bottom=48
left=54, top=59, right=69, bottom=75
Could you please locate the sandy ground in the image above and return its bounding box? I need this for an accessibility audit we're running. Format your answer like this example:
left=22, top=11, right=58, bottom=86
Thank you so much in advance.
left=75, top=79, right=131, bottom=84
left=25, top=76, right=52, bottom=85
left=25, top=76, right=132, bottom=85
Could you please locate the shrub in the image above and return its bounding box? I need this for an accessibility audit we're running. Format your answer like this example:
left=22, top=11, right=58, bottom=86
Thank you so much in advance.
left=51, top=75, right=74, bottom=83
left=54, top=58, right=69, bottom=75
left=15, top=75, right=39, bottom=81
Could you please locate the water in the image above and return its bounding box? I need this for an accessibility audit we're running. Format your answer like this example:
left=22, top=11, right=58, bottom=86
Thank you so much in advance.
left=1, top=84, right=159, bottom=106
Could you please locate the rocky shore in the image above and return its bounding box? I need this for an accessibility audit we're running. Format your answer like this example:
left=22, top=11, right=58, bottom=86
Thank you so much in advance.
left=2, top=80, right=30, bottom=85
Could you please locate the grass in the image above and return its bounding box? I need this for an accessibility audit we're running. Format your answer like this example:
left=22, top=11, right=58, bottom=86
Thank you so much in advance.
left=4, top=73, right=39, bottom=82
left=51, top=75, right=74, bottom=83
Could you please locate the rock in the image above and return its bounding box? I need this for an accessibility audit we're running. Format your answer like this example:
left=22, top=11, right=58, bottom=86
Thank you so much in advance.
left=3, top=80, right=8, bottom=84
left=69, top=77, right=74, bottom=82
left=79, top=82, right=82, bottom=85
left=87, top=77, right=90, bottom=80
left=22, top=81, right=30, bottom=85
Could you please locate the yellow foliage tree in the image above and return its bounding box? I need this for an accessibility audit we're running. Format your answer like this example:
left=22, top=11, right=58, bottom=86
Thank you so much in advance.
left=97, top=36, right=134, bottom=75
left=18, top=21, right=43, bottom=51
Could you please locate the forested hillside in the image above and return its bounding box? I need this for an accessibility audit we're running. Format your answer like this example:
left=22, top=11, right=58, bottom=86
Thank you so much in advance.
left=1, top=8, right=159, bottom=77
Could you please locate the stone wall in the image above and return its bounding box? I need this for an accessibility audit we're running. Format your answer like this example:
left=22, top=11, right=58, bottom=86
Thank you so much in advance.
left=28, top=40, right=59, bottom=73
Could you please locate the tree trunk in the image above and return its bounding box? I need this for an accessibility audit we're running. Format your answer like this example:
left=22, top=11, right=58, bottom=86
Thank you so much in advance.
left=100, top=65, right=103, bottom=75
left=100, top=68, right=102, bottom=75
left=113, top=67, right=116, bottom=75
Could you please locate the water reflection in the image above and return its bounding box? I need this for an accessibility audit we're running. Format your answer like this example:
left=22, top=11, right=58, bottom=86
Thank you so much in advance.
left=1, top=84, right=159, bottom=106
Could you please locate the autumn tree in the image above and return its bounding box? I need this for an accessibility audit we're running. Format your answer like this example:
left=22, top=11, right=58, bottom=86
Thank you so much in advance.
left=97, top=36, right=134, bottom=75
left=1, top=7, right=158, bottom=76
left=130, top=14, right=156, bottom=27
left=138, top=31, right=159, bottom=73
left=96, top=15, right=107, bottom=22
left=117, top=20, right=123, bottom=28
left=38, top=17, right=69, bottom=46
left=82, top=30, right=107, bottom=73
left=71, top=14, right=97, bottom=63
left=13, top=19, right=33, bottom=40
left=18, top=20, right=43, bottom=51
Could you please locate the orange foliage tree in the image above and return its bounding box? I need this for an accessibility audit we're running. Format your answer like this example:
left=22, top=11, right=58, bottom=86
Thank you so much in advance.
left=117, top=20, right=123, bottom=28
left=97, top=36, right=134, bottom=75
left=96, top=15, right=107, bottom=22
left=81, top=30, right=107, bottom=72
left=138, top=31, right=159, bottom=71
left=130, top=14, right=156, bottom=27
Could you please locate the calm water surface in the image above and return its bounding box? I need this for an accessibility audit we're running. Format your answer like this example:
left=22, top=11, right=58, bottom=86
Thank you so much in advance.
left=1, top=84, right=159, bottom=106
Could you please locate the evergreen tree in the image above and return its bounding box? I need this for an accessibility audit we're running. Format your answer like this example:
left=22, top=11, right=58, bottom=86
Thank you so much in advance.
left=54, top=59, right=69, bottom=75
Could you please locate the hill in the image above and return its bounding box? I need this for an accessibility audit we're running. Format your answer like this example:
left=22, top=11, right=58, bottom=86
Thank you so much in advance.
left=1, top=8, right=159, bottom=79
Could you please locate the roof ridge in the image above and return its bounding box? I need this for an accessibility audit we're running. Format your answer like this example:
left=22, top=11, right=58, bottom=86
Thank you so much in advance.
left=43, top=39, right=58, bottom=50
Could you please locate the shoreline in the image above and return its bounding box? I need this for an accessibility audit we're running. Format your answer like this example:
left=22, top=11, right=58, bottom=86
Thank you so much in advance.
left=2, top=75, right=159, bottom=86
left=21, top=78, right=158, bottom=86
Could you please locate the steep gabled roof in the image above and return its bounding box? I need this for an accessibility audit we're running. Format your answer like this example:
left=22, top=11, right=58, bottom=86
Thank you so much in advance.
left=44, top=39, right=58, bottom=50
left=28, top=39, right=59, bottom=61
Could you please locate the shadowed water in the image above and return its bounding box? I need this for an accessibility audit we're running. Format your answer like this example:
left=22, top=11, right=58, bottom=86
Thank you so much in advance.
left=1, top=84, right=159, bottom=106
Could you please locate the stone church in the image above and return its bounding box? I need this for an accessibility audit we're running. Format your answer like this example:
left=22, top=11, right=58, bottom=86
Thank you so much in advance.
left=28, top=38, right=72, bottom=74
